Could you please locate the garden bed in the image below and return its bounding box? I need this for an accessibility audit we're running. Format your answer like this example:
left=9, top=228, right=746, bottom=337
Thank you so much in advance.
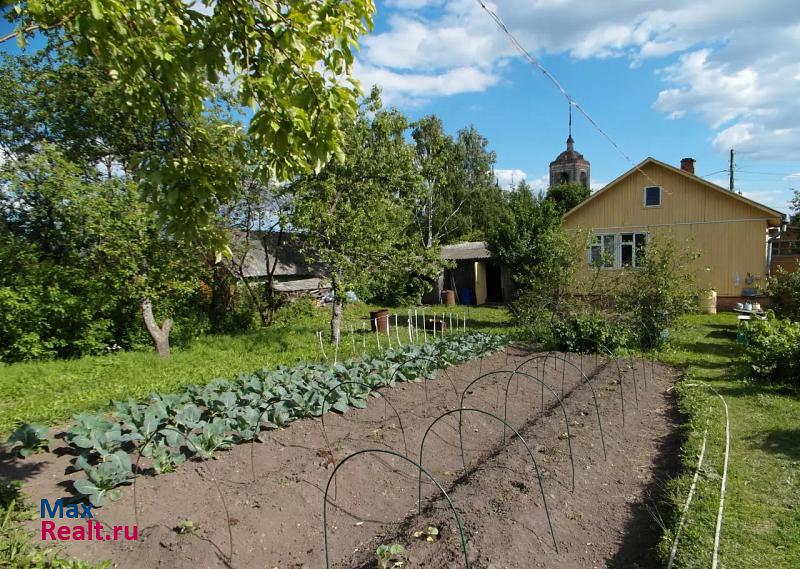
left=4, top=346, right=680, bottom=569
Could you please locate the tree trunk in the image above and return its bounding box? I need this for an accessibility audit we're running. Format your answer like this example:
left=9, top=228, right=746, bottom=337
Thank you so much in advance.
left=330, top=276, right=343, bottom=347
left=141, top=298, right=172, bottom=358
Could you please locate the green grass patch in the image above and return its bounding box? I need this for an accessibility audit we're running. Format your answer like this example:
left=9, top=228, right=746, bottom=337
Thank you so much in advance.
left=657, top=313, right=800, bottom=567
left=0, top=304, right=510, bottom=435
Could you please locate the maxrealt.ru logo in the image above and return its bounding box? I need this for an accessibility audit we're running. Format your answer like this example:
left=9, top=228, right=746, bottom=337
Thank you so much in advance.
left=40, top=499, right=138, bottom=541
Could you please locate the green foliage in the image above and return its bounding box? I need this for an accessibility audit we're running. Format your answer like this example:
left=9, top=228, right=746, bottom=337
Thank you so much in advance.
left=8, top=0, right=376, bottom=245
left=1, top=480, right=110, bottom=569
left=488, top=181, right=579, bottom=337
left=53, top=332, right=507, bottom=507
left=657, top=314, right=800, bottom=567
left=288, top=91, right=441, bottom=333
left=0, top=145, right=209, bottom=362
left=546, top=182, right=590, bottom=214
left=743, top=313, right=800, bottom=384
left=0, top=304, right=511, bottom=435
left=616, top=236, right=700, bottom=349
left=767, top=265, right=800, bottom=322
left=411, top=117, right=502, bottom=245
left=550, top=311, right=631, bottom=353
left=376, top=543, right=405, bottom=569
left=3, top=423, right=48, bottom=457
left=72, top=451, right=134, bottom=508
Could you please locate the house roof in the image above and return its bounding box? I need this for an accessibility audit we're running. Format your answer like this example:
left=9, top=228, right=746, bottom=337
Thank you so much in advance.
left=563, top=157, right=786, bottom=225
left=231, top=232, right=326, bottom=279
left=440, top=241, right=492, bottom=260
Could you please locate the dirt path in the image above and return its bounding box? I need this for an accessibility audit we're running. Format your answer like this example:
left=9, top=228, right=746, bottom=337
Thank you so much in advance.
left=6, top=346, right=681, bottom=569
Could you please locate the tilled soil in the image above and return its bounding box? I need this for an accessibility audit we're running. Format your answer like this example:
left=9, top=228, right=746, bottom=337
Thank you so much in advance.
left=5, top=346, right=681, bottom=569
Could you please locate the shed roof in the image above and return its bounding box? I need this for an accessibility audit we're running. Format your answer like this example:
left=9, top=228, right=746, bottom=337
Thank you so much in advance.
left=231, top=232, right=326, bottom=279
left=440, top=241, right=492, bottom=260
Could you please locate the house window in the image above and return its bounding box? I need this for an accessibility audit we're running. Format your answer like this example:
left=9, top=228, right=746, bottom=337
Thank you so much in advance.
left=589, top=232, right=648, bottom=269
left=644, top=186, right=661, bottom=207
left=589, top=234, right=616, bottom=268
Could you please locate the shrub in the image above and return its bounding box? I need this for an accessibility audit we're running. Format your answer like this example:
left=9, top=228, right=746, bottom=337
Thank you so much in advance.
left=768, top=265, right=800, bottom=321
left=617, top=236, right=699, bottom=350
left=550, top=311, right=631, bottom=353
left=743, top=313, right=800, bottom=384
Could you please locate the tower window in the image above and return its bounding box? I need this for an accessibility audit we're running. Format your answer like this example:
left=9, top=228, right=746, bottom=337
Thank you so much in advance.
left=644, top=186, right=661, bottom=207
left=580, top=171, right=587, bottom=188
left=559, top=172, right=570, bottom=184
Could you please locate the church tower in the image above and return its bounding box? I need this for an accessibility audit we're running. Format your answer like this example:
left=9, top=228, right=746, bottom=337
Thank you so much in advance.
left=549, top=106, right=590, bottom=188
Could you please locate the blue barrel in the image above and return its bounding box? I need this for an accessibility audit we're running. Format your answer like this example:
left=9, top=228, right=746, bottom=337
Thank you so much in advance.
left=459, top=287, right=475, bottom=306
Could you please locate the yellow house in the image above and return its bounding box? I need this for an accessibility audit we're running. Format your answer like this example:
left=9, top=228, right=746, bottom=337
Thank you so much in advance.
left=563, top=157, right=787, bottom=308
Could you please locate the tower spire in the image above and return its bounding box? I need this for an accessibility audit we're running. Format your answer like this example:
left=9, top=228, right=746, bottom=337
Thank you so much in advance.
left=568, top=101, right=572, bottom=140
left=566, top=101, right=574, bottom=151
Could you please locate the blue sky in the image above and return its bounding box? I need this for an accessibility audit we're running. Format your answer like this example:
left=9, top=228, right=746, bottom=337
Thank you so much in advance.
left=356, top=0, right=800, bottom=214
left=2, top=1, right=799, bottom=214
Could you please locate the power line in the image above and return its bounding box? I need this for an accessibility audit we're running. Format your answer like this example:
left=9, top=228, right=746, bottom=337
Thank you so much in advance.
left=475, top=0, right=661, bottom=187
left=700, top=169, right=728, bottom=178
left=737, top=169, right=796, bottom=177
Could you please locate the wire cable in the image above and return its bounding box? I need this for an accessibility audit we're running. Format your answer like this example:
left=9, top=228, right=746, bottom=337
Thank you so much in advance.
left=475, top=0, right=660, bottom=187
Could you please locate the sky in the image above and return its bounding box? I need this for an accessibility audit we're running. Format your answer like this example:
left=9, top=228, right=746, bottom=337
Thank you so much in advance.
left=355, top=0, right=800, bottom=214
left=2, top=1, right=799, bottom=214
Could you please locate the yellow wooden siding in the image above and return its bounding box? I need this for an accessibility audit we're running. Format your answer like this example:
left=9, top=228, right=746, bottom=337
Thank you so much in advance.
left=565, top=162, right=772, bottom=296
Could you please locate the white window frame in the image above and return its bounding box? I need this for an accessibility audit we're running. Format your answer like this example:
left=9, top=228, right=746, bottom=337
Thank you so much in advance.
left=643, top=186, right=662, bottom=208
left=588, top=232, right=649, bottom=269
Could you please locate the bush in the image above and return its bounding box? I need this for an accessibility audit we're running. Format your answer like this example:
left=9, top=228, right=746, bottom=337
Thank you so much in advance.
left=768, top=265, right=800, bottom=321
left=617, top=236, right=699, bottom=350
left=550, top=311, right=631, bottom=353
left=743, top=312, right=800, bottom=383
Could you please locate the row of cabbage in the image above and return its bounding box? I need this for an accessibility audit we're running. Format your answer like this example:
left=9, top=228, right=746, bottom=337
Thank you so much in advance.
left=63, top=333, right=508, bottom=506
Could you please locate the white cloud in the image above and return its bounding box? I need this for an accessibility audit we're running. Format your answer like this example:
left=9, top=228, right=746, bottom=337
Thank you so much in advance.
left=494, top=168, right=528, bottom=190
left=740, top=189, right=793, bottom=213
left=590, top=180, right=607, bottom=192
left=355, top=61, right=500, bottom=106
left=785, top=173, right=800, bottom=182
left=359, top=0, right=800, bottom=160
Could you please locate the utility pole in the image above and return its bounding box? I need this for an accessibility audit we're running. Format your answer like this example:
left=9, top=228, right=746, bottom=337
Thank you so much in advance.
left=729, top=148, right=735, bottom=192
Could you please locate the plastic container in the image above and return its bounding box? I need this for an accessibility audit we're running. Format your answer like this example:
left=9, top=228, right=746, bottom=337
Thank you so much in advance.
left=459, top=288, right=475, bottom=306
left=699, top=290, right=717, bottom=314
left=369, top=309, right=389, bottom=332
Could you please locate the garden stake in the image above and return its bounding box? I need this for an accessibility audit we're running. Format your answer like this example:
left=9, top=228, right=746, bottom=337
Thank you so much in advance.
left=323, top=449, right=471, bottom=569
left=458, top=370, right=576, bottom=493
left=515, top=354, right=607, bottom=459
left=449, top=312, right=453, bottom=334
left=375, top=319, right=381, bottom=351
left=350, top=325, right=356, bottom=356
left=386, top=315, right=392, bottom=350
left=414, top=309, right=419, bottom=342
left=362, top=321, right=367, bottom=355
left=318, top=331, right=328, bottom=363
left=407, top=312, right=413, bottom=343
left=432, top=312, right=436, bottom=338
left=395, top=314, right=402, bottom=346
left=419, top=408, right=558, bottom=552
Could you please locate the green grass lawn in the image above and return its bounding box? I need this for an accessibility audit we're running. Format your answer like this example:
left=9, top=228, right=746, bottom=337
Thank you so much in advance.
left=658, top=313, right=800, bottom=568
left=0, top=303, right=511, bottom=435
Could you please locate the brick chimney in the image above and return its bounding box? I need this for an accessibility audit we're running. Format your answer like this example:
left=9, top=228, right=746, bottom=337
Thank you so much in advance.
left=680, top=157, right=696, bottom=174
